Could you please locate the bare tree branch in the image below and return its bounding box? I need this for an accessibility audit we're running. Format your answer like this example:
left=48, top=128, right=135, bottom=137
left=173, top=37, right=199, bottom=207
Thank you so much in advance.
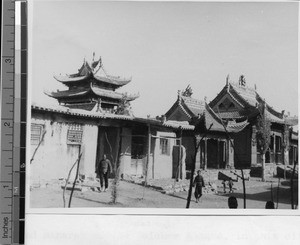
left=30, top=130, right=47, bottom=164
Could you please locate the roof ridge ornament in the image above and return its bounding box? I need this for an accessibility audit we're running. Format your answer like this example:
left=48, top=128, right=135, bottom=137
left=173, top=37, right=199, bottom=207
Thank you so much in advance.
left=226, top=74, right=230, bottom=85
left=239, top=75, right=246, bottom=87
left=182, top=85, right=193, bottom=97
left=177, top=90, right=181, bottom=100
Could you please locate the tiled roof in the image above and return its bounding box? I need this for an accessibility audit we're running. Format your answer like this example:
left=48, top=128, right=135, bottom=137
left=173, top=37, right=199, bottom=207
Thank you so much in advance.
left=210, top=82, right=286, bottom=124
left=32, top=103, right=134, bottom=120
left=217, top=110, right=245, bottom=119
left=230, top=83, right=257, bottom=107
left=94, top=75, right=131, bottom=86
left=54, top=74, right=88, bottom=82
left=31, top=104, right=194, bottom=130
left=181, top=96, right=205, bottom=117
left=285, top=116, right=298, bottom=126
left=91, top=85, right=139, bottom=101
left=45, top=85, right=139, bottom=101
left=45, top=87, right=90, bottom=98
left=53, top=59, right=131, bottom=88
left=204, top=103, right=249, bottom=133
left=163, top=120, right=195, bottom=130
left=165, top=94, right=204, bottom=120
left=265, top=110, right=285, bottom=124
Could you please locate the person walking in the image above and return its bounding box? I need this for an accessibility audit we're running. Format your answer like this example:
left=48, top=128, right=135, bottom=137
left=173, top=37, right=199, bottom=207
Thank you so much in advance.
left=96, top=154, right=112, bottom=192
left=193, top=170, right=205, bottom=203
left=228, top=196, right=238, bottom=209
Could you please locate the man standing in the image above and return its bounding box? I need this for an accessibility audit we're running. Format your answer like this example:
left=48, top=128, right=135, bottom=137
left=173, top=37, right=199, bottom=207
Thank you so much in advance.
left=193, top=170, right=205, bottom=203
left=96, top=154, right=112, bottom=192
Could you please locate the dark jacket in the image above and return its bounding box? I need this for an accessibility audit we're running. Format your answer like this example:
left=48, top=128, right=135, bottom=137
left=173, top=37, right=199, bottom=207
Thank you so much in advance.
left=193, top=175, right=205, bottom=187
left=97, top=158, right=112, bottom=174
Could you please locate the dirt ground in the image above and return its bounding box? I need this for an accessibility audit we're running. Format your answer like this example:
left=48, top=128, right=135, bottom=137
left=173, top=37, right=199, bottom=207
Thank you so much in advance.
left=30, top=177, right=298, bottom=209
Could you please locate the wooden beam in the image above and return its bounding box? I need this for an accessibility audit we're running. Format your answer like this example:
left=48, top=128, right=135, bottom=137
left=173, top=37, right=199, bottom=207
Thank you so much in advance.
left=204, top=137, right=207, bottom=170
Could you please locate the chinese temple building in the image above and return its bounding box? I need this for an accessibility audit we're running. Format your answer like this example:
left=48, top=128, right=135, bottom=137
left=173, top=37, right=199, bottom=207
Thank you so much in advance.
left=45, top=55, right=139, bottom=113
left=166, top=87, right=249, bottom=171
left=209, top=76, right=298, bottom=168
left=165, top=77, right=298, bottom=171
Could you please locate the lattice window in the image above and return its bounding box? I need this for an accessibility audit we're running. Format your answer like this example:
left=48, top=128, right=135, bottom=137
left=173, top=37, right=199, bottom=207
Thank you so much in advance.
left=160, top=138, right=170, bottom=155
left=67, top=124, right=83, bottom=145
left=31, top=124, right=44, bottom=145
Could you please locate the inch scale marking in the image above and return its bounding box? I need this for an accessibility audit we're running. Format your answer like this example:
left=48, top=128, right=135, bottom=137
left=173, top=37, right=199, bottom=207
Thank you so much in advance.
left=1, top=1, right=27, bottom=244
left=1, top=1, right=15, bottom=244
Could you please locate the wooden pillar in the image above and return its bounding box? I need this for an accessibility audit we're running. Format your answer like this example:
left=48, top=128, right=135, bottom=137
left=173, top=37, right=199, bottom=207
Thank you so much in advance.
left=217, top=139, right=220, bottom=169
left=195, top=135, right=201, bottom=170
left=200, top=142, right=203, bottom=169
left=178, top=135, right=182, bottom=179
left=204, top=137, right=208, bottom=170
left=251, top=125, right=257, bottom=166
left=225, top=140, right=229, bottom=168
left=145, top=124, right=151, bottom=184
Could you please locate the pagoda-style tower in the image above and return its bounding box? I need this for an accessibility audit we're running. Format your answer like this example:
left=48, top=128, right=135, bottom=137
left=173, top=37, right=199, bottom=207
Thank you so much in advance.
left=46, top=55, right=139, bottom=113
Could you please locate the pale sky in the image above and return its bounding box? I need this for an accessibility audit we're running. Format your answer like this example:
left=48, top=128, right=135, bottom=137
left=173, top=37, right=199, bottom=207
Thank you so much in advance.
left=30, top=0, right=298, bottom=118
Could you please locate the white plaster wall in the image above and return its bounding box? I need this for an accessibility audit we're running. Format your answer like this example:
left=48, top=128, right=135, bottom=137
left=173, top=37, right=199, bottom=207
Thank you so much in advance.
left=119, top=128, right=132, bottom=177
left=80, top=124, right=98, bottom=179
left=30, top=118, right=77, bottom=183
left=153, top=131, right=176, bottom=179
left=30, top=117, right=98, bottom=184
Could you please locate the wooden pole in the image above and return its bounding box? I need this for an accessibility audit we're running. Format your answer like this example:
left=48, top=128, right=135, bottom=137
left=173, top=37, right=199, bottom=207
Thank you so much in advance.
left=63, top=152, right=82, bottom=208
left=178, top=129, right=182, bottom=180
left=216, top=109, right=247, bottom=208
left=241, top=169, right=246, bottom=209
left=30, top=130, right=47, bottom=164
left=186, top=124, right=213, bottom=209
left=270, top=183, right=274, bottom=203
left=186, top=137, right=198, bottom=209
left=290, top=162, right=296, bottom=209
left=112, top=128, right=122, bottom=204
left=68, top=149, right=82, bottom=208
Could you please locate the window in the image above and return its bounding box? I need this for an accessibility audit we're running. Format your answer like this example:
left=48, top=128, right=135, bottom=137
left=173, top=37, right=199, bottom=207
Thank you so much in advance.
left=269, top=136, right=274, bottom=151
left=160, top=138, right=169, bottom=155
left=31, top=124, right=44, bottom=145
left=67, top=124, right=83, bottom=145
left=275, top=136, right=281, bottom=152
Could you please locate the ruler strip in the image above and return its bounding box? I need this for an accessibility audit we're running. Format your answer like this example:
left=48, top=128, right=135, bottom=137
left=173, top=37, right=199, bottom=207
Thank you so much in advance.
left=15, top=2, right=27, bottom=244
left=1, top=1, right=27, bottom=244
left=13, top=1, right=21, bottom=243
left=1, top=0, right=15, bottom=244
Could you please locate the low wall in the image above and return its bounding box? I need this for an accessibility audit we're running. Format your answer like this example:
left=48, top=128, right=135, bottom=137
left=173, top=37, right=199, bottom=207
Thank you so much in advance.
left=250, top=163, right=278, bottom=178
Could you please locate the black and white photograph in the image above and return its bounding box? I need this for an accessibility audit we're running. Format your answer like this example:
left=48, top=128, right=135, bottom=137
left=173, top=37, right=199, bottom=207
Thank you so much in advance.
left=28, top=0, right=298, bottom=212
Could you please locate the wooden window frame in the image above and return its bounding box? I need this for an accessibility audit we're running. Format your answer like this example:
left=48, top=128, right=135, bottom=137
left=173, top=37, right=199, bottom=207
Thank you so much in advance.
left=31, top=123, right=44, bottom=145
left=67, top=124, right=83, bottom=145
left=160, top=138, right=170, bottom=155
